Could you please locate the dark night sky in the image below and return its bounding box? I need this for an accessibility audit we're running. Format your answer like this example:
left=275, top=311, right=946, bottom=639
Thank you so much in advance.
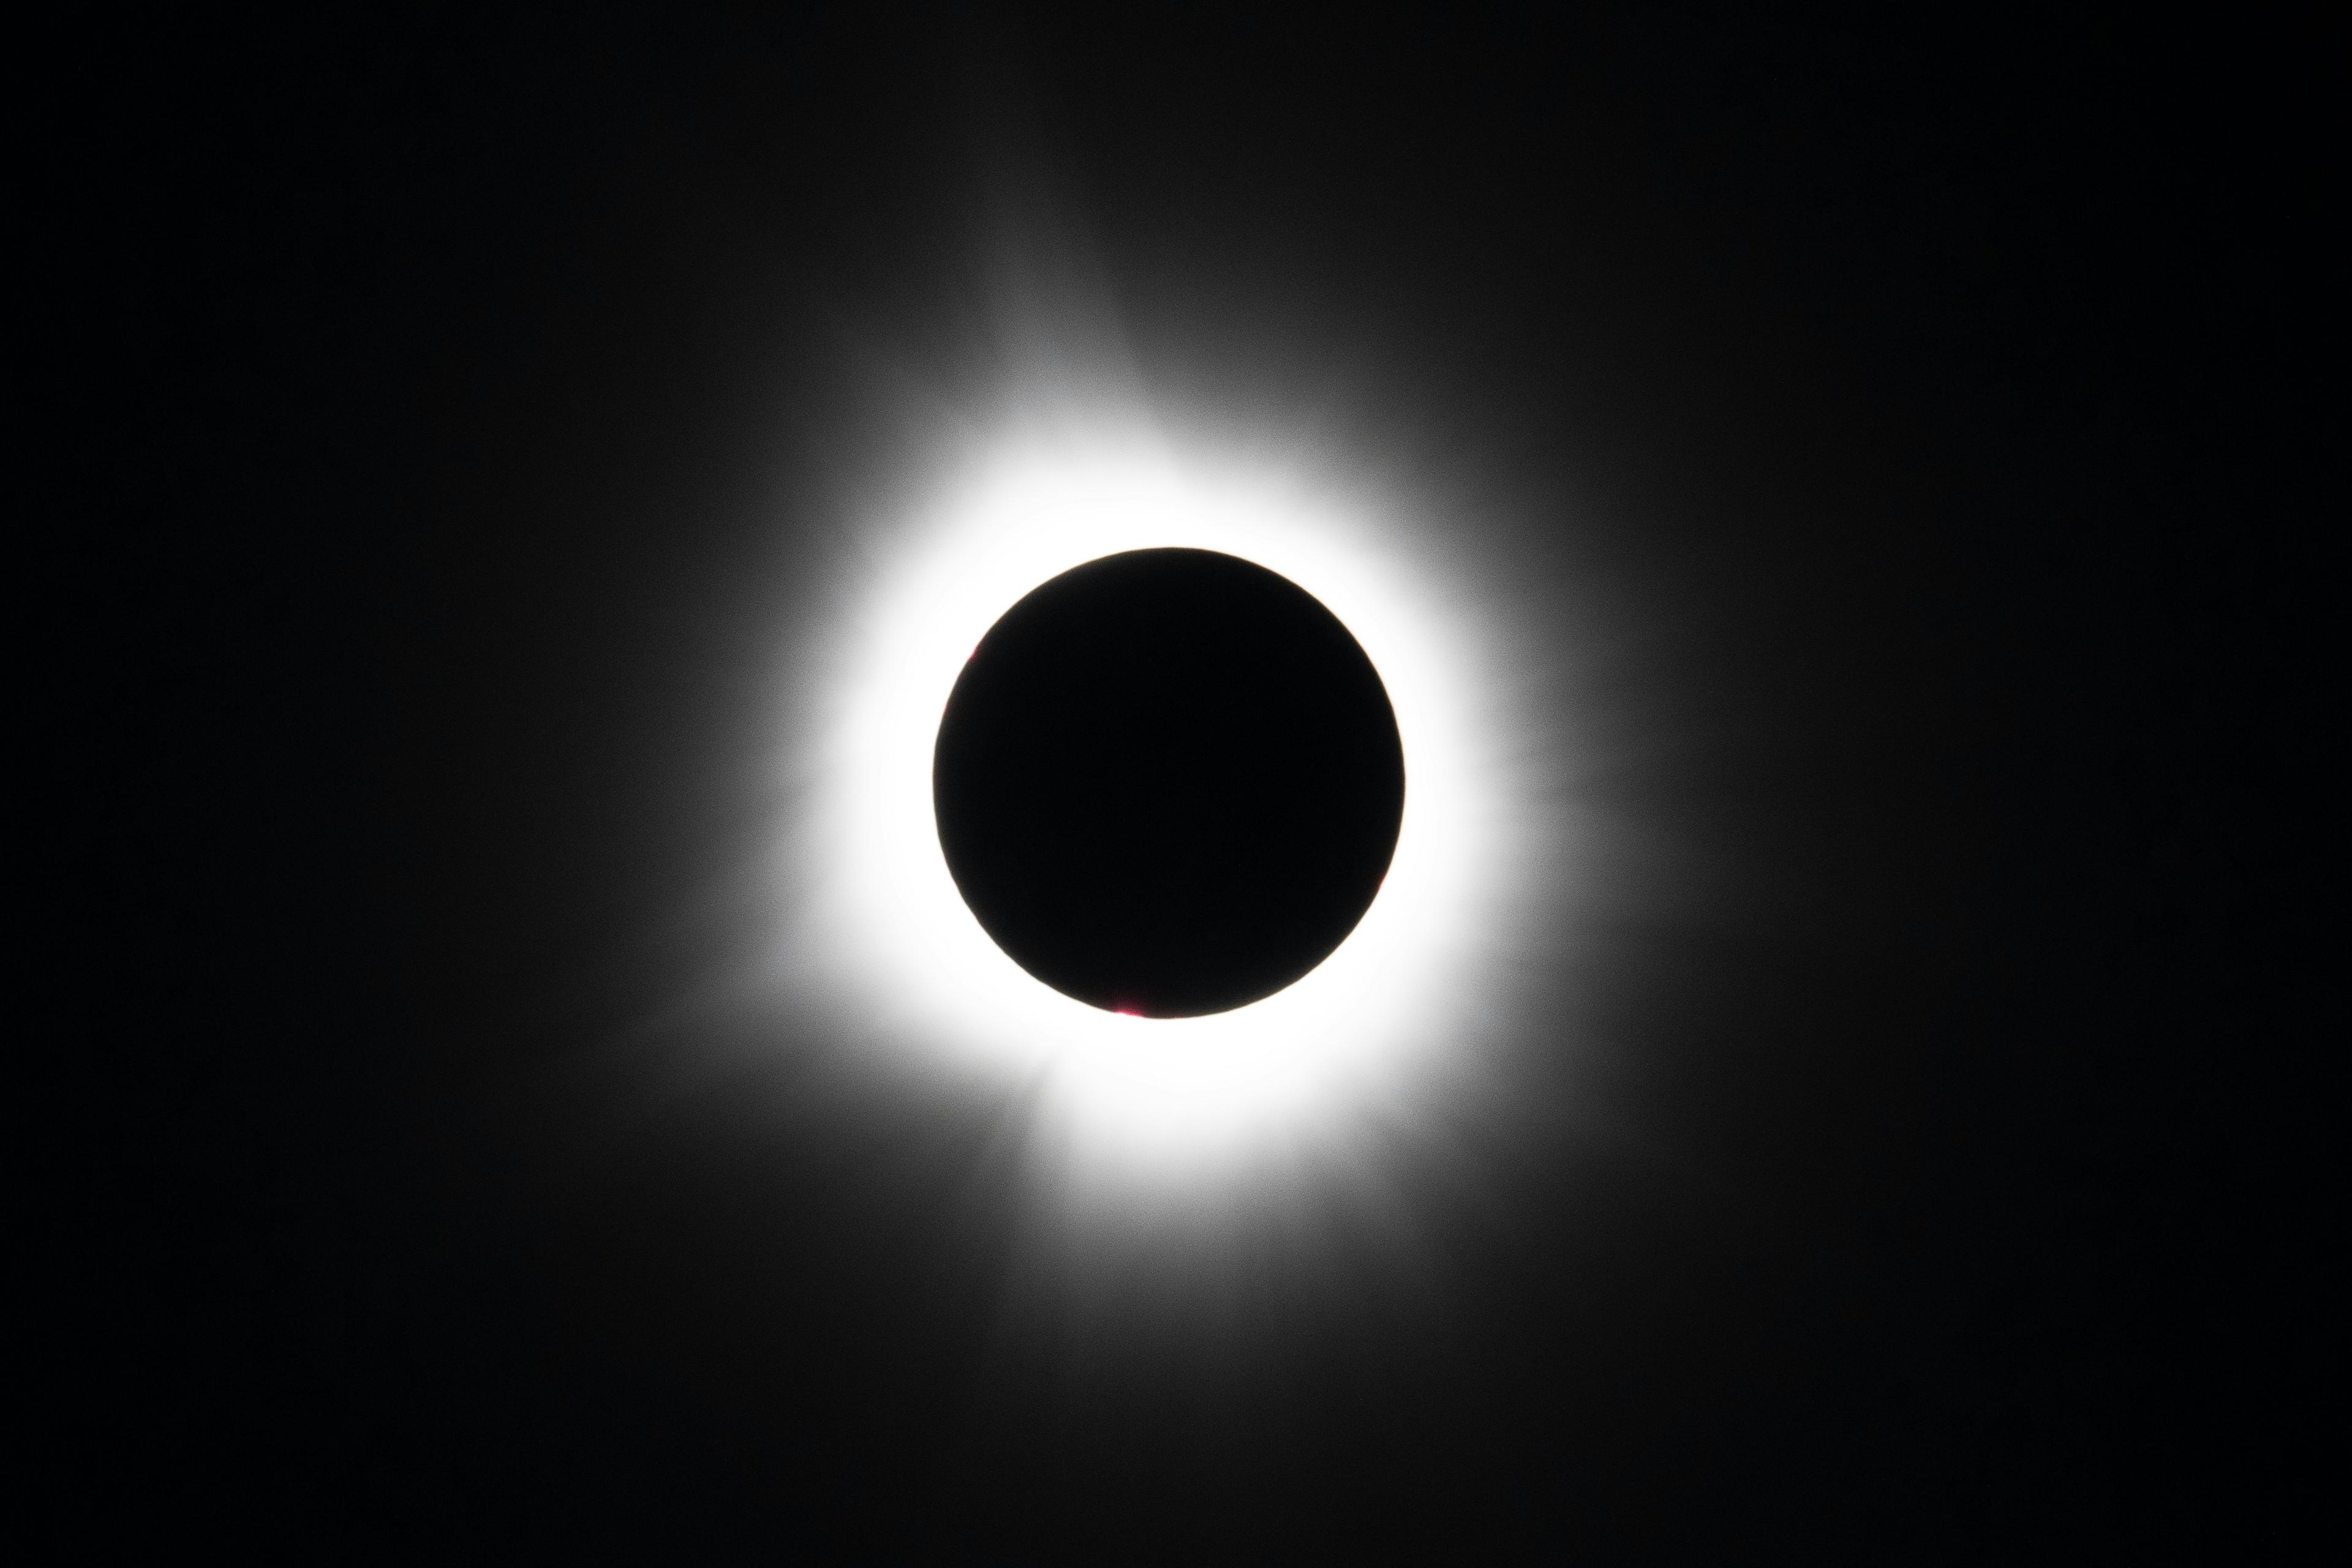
left=42, top=6, right=2314, bottom=1559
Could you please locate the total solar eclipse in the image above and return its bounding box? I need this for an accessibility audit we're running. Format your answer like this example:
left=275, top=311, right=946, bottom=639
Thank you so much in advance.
left=933, top=548, right=1406, bottom=1018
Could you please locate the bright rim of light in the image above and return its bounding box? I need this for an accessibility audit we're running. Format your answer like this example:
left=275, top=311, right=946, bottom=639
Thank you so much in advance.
left=794, top=426, right=1527, bottom=1187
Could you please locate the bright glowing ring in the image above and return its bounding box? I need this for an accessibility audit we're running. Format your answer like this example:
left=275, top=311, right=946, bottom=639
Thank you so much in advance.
left=792, top=426, right=1532, bottom=1186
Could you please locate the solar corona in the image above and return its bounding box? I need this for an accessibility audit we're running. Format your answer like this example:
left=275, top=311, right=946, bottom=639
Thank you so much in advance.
left=791, top=438, right=1542, bottom=1186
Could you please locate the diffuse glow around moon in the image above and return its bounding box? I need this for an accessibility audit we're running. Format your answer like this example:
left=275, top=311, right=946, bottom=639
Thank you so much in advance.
left=782, top=424, right=1568, bottom=1200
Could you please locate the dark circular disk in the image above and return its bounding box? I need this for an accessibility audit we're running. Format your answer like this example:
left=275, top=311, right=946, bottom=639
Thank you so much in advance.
left=932, top=547, right=1406, bottom=1019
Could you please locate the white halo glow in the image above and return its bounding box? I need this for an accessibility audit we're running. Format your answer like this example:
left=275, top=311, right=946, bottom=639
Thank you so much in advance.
left=790, top=423, right=1542, bottom=1191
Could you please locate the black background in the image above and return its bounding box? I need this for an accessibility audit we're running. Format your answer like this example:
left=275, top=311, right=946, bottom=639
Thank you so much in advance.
left=42, top=5, right=2314, bottom=1559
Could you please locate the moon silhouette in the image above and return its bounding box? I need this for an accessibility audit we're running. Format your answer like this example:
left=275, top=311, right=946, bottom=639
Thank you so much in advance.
left=933, top=547, right=1406, bottom=1018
